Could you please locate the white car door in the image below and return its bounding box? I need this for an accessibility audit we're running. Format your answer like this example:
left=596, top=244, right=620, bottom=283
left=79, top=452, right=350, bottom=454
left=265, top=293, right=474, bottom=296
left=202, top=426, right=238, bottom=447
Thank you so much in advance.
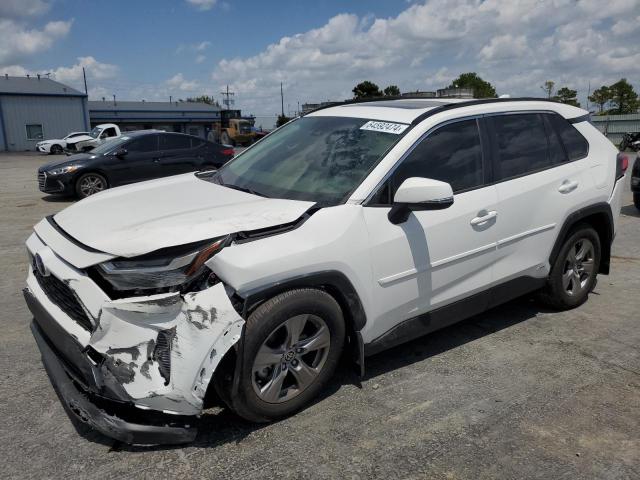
left=361, top=118, right=499, bottom=345
left=487, top=112, right=588, bottom=287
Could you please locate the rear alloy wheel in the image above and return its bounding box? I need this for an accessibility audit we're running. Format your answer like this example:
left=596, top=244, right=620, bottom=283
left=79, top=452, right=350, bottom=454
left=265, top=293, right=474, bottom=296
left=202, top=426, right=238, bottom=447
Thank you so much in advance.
left=50, top=144, right=63, bottom=155
left=75, top=173, right=107, bottom=198
left=221, top=289, right=345, bottom=423
left=539, top=225, right=600, bottom=310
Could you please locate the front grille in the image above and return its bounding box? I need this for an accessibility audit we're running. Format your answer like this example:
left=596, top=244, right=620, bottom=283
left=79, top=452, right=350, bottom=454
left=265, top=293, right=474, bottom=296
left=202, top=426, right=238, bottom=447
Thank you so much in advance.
left=33, top=268, right=93, bottom=331
left=38, top=172, right=45, bottom=189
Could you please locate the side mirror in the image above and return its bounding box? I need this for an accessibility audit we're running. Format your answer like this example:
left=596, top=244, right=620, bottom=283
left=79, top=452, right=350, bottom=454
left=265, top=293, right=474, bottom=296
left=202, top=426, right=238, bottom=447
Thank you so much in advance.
left=388, top=177, right=454, bottom=224
left=115, top=148, right=128, bottom=158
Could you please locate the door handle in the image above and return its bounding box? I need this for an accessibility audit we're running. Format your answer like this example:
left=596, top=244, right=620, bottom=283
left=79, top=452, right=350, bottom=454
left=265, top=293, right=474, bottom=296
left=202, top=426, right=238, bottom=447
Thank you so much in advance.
left=558, top=180, right=578, bottom=193
left=470, top=210, right=497, bottom=226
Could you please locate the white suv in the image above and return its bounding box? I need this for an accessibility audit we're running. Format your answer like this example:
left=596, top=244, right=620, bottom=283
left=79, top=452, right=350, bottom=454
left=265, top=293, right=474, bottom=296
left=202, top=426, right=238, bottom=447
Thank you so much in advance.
left=24, top=98, right=627, bottom=445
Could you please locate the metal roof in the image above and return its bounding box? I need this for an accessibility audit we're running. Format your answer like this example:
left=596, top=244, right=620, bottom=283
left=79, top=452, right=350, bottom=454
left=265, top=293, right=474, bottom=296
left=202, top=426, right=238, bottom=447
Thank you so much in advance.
left=0, top=75, right=85, bottom=96
left=88, top=100, right=221, bottom=113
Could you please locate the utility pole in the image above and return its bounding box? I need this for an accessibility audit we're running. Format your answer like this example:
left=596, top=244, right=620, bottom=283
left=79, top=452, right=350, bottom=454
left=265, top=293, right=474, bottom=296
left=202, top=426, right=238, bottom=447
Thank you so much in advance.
left=280, top=82, right=284, bottom=117
left=82, top=67, right=88, bottom=95
left=586, top=81, right=591, bottom=112
left=113, top=94, right=116, bottom=106
left=221, top=84, right=235, bottom=110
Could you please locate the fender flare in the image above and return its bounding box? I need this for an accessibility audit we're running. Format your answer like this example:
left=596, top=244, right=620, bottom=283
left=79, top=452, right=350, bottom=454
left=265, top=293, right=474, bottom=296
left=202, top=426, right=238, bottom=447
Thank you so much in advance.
left=549, top=202, right=613, bottom=274
left=238, top=271, right=367, bottom=377
left=240, top=270, right=367, bottom=331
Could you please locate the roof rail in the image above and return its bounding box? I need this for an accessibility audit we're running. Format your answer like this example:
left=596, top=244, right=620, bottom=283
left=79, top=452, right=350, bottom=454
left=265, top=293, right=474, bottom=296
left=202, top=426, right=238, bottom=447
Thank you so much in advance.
left=302, top=95, right=445, bottom=116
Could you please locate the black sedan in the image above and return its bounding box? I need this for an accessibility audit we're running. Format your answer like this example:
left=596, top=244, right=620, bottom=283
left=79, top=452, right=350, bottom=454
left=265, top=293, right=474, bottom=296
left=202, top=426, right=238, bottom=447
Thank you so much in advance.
left=38, top=130, right=234, bottom=198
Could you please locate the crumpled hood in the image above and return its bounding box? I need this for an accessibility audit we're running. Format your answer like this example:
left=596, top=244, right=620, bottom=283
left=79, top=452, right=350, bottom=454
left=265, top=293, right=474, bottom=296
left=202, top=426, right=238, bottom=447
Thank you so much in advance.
left=65, top=134, right=93, bottom=145
left=54, top=173, right=315, bottom=257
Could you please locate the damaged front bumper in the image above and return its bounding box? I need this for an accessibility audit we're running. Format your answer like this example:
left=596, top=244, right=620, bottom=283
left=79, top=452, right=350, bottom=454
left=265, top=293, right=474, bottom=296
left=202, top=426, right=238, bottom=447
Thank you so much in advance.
left=25, top=232, right=245, bottom=445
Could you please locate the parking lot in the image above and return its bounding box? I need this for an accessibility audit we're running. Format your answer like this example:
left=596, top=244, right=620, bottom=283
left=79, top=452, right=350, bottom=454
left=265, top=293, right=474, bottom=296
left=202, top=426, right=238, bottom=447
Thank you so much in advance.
left=1, top=152, right=638, bottom=479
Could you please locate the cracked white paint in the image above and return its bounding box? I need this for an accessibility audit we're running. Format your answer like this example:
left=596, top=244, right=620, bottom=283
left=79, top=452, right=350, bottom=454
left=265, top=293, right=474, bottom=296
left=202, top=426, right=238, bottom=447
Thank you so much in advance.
left=26, top=232, right=245, bottom=416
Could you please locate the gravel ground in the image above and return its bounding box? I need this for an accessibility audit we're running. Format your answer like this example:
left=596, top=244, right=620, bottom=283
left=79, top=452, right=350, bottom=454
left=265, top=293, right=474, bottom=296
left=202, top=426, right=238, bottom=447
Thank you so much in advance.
left=1, top=152, right=638, bottom=479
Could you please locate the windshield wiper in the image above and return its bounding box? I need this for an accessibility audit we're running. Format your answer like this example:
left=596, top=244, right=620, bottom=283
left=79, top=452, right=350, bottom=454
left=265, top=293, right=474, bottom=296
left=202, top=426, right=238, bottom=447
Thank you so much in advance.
left=216, top=176, right=267, bottom=198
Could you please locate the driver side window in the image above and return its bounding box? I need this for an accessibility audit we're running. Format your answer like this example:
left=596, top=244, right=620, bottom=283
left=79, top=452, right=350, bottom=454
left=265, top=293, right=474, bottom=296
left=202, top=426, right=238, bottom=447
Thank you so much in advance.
left=369, top=119, right=484, bottom=205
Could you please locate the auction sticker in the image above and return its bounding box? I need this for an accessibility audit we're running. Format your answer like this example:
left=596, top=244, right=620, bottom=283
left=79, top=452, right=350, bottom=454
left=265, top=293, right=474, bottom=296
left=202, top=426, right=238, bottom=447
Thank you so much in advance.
left=360, top=121, right=409, bottom=134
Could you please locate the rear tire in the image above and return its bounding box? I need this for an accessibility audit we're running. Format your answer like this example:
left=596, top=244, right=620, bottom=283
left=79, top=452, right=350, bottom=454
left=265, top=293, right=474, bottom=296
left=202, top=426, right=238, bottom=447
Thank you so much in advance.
left=634, top=193, right=640, bottom=211
left=539, top=225, right=601, bottom=310
left=75, top=172, right=108, bottom=198
left=222, top=289, right=345, bottom=423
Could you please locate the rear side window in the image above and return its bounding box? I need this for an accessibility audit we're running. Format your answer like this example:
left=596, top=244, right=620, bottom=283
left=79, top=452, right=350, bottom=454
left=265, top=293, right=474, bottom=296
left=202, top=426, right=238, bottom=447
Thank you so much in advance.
left=492, top=113, right=551, bottom=180
left=549, top=114, right=589, bottom=160
left=126, top=135, right=158, bottom=153
left=391, top=119, right=484, bottom=195
left=160, top=134, right=191, bottom=150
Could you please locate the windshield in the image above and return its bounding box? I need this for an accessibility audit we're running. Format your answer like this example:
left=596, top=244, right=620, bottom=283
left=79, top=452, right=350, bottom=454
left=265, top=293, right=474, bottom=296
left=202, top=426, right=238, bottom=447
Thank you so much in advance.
left=212, top=116, right=404, bottom=204
left=91, top=136, right=131, bottom=155
left=89, top=127, right=103, bottom=138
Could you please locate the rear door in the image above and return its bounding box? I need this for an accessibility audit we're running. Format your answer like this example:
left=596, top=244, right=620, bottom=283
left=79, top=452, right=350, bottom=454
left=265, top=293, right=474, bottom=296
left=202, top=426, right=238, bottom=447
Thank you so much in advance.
left=158, top=133, right=198, bottom=177
left=487, top=112, right=582, bottom=287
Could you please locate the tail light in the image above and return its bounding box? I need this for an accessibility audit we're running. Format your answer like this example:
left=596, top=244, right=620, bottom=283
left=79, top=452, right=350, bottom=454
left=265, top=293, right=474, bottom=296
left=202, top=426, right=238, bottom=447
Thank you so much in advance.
left=221, top=148, right=234, bottom=156
left=616, top=152, right=628, bottom=180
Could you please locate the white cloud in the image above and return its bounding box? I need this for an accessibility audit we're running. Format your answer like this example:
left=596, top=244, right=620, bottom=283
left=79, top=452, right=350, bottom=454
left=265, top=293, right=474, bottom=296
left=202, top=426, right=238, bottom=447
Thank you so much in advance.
left=186, top=0, right=217, bottom=11
left=51, top=56, right=118, bottom=82
left=195, top=54, right=206, bottom=64
left=211, top=0, right=640, bottom=115
left=166, top=73, right=200, bottom=91
left=195, top=41, right=211, bottom=51
left=0, top=18, right=72, bottom=66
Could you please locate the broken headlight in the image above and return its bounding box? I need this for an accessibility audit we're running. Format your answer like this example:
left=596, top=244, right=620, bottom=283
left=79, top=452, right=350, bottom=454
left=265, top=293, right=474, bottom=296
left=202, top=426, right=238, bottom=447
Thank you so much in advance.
left=93, top=236, right=229, bottom=295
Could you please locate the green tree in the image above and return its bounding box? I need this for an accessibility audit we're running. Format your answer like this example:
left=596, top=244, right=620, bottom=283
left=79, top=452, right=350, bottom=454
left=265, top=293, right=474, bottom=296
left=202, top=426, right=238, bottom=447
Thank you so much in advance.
left=276, top=114, right=291, bottom=127
left=541, top=80, right=555, bottom=99
left=186, top=95, right=219, bottom=106
left=353, top=81, right=382, bottom=99
left=383, top=85, right=401, bottom=96
left=448, top=72, right=497, bottom=98
left=554, top=87, right=580, bottom=107
left=608, top=79, right=638, bottom=114
left=588, top=86, right=611, bottom=114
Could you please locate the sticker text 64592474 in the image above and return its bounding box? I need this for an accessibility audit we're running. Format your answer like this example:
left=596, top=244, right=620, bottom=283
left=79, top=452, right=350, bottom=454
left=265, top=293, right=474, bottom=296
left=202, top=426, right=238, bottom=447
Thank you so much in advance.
left=360, top=121, right=409, bottom=135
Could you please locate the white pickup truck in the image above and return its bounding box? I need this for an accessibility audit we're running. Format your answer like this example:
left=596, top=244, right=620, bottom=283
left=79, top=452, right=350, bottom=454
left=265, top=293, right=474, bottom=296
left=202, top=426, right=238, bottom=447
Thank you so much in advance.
left=65, top=123, right=122, bottom=153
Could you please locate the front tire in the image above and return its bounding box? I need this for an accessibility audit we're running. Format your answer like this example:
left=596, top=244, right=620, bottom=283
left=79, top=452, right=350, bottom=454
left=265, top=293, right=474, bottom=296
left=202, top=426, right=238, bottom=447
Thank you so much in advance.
left=50, top=144, right=63, bottom=155
left=223, top=289, right=345, bottom=423
left=75, top=172, right=108, bottom=198
left=539, top=225, right=601, bottom=310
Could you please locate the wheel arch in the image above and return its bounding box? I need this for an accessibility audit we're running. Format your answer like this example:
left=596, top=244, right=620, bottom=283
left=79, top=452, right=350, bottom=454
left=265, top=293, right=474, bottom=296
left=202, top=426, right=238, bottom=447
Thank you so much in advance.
left=73, top=169, right=111, bottom=188
left=242, top=271, right=367, bottom=375
left=549, top=202, right=613, bottom=275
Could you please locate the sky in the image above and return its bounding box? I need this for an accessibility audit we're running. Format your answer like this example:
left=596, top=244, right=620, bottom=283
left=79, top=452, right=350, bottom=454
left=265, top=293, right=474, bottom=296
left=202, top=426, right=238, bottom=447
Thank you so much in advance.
left=1, top=0, right=639, bottom=124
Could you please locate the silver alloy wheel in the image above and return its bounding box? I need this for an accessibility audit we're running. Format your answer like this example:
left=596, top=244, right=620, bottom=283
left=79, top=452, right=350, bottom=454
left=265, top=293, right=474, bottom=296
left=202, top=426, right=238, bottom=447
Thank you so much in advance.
left=79, top=175, right=105, bottom=197
left=251, top=314, right=331, bottom=404
left=562, top=238, right=595, bottom=296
